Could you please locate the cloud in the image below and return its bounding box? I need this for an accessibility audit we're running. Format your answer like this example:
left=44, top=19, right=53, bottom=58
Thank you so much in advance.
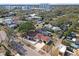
left=0, top=0, right=79, bottom=4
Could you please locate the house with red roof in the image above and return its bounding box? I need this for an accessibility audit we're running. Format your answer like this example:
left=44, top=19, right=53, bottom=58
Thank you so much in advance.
left=34, top=33, right=51, bottom=44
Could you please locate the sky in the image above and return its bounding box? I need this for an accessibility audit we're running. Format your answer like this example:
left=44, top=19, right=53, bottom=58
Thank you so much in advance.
left=0, top=0, right=79, bottom=4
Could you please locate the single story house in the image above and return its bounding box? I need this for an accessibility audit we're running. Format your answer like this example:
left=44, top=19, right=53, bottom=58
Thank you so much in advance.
left=34, top=33, right=51, bottom=44
left=30, top=14, right=37, bottom=17
left=4, top=17, right=13, bottom=24
left=66, top=37, right=77, bottom=42
left=60, top=25, right=68, bottom=31
left=72, top=38, right=76, bottom=42
left=57, top=44, right=67, bottom=56
left=66, top=32, right=76, bottom=42
left=8, top=12, right=16, bottom=16
left=28, top=13, right=42, bottom=20
left=4, top=17, right=17, bottom=28
left=36, top=19, right=43, bottom=24
left=26, top=31, right=37, bottom=41
left=36, top=29, right=51, bottom=36
left=44, top=24, right=52, bottom=29
left=52, top=26, right=61, bottom=32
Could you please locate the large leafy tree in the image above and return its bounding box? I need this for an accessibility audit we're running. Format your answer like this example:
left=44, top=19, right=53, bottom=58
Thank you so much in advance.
left=18, top=21, right=35, bottom=33
left=62, top=40, right=71, bottom=46
left=63, top=26, right=73, bottom=37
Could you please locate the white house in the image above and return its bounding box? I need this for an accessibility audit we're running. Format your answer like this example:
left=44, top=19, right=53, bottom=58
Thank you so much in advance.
left=57, top=44, right=66, bottom=55
left=30, top=13, right=37, bottom=17
left=72, top=38, right=76, bottom=42
left=52, top=27, right=61, bottom=32
left=44, top=24, right=52, bottom=29
left=0, top=18, right=4, bottom=24
left=28, top=13, right=41, bottom=20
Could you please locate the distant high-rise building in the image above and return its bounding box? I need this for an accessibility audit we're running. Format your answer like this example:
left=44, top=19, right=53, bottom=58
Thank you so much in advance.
left=39, top=4, right=50, bottom=10
left=0, top=4, right=52, bottom=10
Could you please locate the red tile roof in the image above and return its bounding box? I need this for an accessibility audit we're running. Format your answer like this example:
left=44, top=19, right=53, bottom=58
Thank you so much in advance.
left=35, top=33, right=50, bottom=42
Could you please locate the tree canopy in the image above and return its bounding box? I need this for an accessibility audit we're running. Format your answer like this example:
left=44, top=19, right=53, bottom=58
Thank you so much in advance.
left=18, top=21, right=35, bottom=33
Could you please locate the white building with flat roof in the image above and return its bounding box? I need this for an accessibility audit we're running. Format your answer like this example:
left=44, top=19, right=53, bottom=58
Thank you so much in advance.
left=57, top=44, right=67, bottom=55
